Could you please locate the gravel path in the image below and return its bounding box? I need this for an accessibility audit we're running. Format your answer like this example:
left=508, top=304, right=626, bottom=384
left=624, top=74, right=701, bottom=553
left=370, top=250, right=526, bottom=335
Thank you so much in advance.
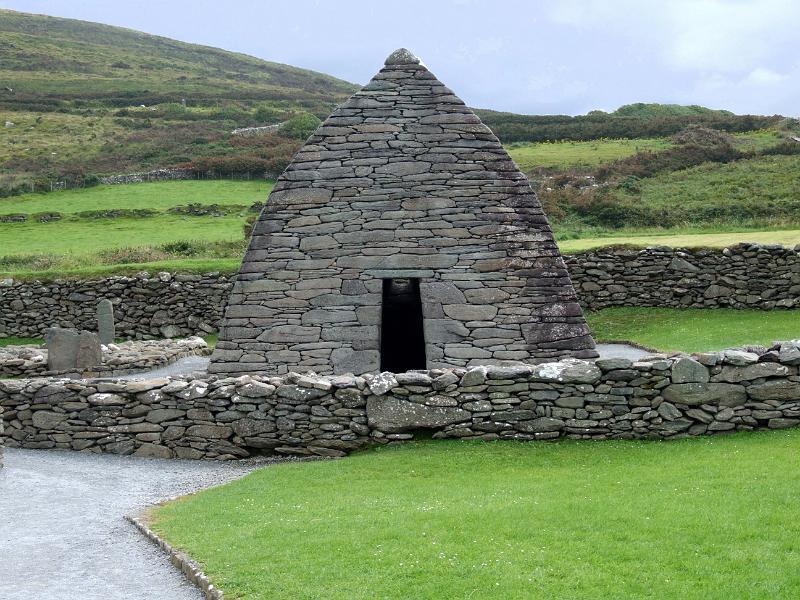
left=0, top=448, right=281, bottom=599
left=112, top=355, right=211, bottom=380
left=594, top=343, right=653, bottom=361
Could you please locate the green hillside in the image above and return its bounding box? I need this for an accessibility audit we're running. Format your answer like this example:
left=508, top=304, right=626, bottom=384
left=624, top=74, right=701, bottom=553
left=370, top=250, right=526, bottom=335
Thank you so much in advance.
left=0, top=9, right=357, bottom=194
left=0, top=9, right=356, bottom=111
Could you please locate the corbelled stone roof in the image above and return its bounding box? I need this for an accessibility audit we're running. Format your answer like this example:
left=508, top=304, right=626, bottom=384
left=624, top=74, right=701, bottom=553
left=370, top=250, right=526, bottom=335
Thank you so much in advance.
left=210, top=49, right=597, bottom=376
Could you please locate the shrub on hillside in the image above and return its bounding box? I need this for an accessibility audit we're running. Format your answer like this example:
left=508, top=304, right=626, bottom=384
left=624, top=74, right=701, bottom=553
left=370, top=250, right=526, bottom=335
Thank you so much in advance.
left=596, top=143, right=746, bottom=181
left=280, top=112, right=322, bottom=139
left=671, top=125, right=735, bottom=147
left=253, top=104, right=286, bottom=124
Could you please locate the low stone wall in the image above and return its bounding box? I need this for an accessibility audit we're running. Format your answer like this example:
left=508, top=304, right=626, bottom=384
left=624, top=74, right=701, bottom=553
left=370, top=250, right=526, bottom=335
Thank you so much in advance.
left=99, top=168, right=195, bottom=185
left=564, top=243, right=800, bottom=310
left=2, top=244, right=798, bottom=341
left=2, top=342, right=799, bottom=459
left=0, top=273, right=232, bottom=339
left=0, top=337, right=210, bottom=379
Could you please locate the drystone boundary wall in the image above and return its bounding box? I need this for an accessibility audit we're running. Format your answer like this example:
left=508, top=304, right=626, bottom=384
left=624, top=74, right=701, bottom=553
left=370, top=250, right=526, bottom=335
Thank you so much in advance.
left=0, top=273, right=233, bottom=339
left=0, top=337, right=210, bottom=379
left=564, top=243, right=800, bottom=311
left=1, top=244, right=798, bottom=341
left=2, top=342, right=799, bottom=459
left=99, top=168, right=195, bottom=185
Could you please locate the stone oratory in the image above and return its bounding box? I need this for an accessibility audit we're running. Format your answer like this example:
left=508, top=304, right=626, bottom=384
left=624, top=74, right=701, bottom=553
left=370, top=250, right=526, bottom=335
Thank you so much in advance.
left=210, top=48, right=597, bottom=376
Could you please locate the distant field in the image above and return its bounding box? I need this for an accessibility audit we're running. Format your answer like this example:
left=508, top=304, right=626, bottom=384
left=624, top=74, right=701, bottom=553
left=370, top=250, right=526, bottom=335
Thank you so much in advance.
left=0, top=215, right=246, bottom=256
left=557, top=228, right=800, bottom=253
left=610, top=154, right=800, bottom=227
left=588, top=307, right=800, bottom=352
left=506, top=138, right=671, bottom=170
left=0, top=177, right=797, bottom=279
left=0, top=180, right=272, bottom=214
left=505, top=129, right=784, bottom=171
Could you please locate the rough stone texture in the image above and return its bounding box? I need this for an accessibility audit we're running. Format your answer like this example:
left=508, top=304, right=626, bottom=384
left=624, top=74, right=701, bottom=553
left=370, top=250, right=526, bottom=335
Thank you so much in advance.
left=0, top=272, right=230, bottom=339
left=44, top=328, right=80, bottom=371
left=210, top=49, right=596, bottom=376
left=96, top=299, right=115, bottom=345
left=565, top=244, right=800, bottom=311
left=1, top=244, right=797, bottom=344
left=3, top=340, right=800, bottom=459
left=0, top=337, right=209, bottom=379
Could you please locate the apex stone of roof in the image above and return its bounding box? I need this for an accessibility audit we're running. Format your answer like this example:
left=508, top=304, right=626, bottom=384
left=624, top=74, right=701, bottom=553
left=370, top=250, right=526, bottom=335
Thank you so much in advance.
left=385, top=48, right=420, bottom=65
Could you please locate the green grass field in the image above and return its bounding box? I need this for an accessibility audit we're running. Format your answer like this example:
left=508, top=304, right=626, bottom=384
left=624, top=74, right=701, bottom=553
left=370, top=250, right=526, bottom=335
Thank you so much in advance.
left=152, top=433, right=800, bottom=599
left=557, top=228, right=800, bottom=253
left=1, top=170, right=798, bottom=279
left=0, top=215, right=246, bottom=256
left=0, top=180, right=272, bottom=215
left=506, top=138, right=672, bottom=170
left=504, top=130, right=783, bottom=171
left=610, top=154, right=800, bottom=227
left=587, top=307, right=800, bottom=352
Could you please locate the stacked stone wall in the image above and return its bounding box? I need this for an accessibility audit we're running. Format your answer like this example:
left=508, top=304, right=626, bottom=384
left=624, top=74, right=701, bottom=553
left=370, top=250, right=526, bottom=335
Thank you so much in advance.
left=0, top=338, right=210, bottom=379
left=2, top=342, right=799, bottom=459
left=0, top=273, right=232, bottom=339
left=1, top=245, right=797, bottom=341
left=565, top=244, right=800, bottom=310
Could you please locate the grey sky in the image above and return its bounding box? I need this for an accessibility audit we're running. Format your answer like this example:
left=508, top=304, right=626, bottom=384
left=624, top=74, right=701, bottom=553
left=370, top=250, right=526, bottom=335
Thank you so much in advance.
left=3, top=0, right=798, bottom=116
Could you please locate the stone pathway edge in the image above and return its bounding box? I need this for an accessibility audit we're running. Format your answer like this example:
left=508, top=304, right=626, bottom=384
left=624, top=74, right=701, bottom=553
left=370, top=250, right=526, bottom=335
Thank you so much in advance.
left=126, top=510, right=224, bottom=600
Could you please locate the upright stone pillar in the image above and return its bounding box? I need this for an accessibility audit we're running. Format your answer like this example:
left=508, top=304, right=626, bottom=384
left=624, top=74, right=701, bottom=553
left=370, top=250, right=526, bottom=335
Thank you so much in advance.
left=45, top=328, right=80, bottom=371
left=97, top=299, right=115, bottom=345
left=45, top=327, right=102, bottom=371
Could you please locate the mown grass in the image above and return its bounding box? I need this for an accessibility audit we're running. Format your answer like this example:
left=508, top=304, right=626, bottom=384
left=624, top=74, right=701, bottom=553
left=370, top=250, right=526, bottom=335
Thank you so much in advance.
left=0, top=336, right=41, bottom=347
left=504, top=130, right=784, bottom=171
left=0, top=180, right=273, bottom=215
left=557, top=228, right=800, bottom=253
left=152, top=433, right=800, bottom=599
left=587, top=307, right=800, bottom=352
left=0, top=215, right=246, bottom=256
left=506, top=138, right=672, bottom=170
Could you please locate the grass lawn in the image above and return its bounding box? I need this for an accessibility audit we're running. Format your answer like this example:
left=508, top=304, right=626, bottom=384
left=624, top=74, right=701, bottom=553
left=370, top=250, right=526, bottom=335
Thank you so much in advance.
left=506, top=137, right=671, bottom=170
left=151, top=433, right=800, bottom=599
left=0, top=336, right=42, bottom=347
left=0, top=214, right=246, bottom=256
left=587, top=307, right=800, bottom=352
left=0, top=180, right=273, bottom=215
left=557, top=228, right=800, bottom=253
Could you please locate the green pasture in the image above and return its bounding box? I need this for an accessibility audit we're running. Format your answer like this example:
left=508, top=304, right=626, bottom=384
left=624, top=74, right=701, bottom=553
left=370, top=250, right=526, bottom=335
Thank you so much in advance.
left=152, top=433, right=800, bottom=599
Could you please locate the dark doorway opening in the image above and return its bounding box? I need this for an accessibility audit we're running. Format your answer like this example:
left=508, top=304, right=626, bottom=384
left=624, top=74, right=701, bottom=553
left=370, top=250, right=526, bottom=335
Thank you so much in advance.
left=380, top=278, right=427, bottom=372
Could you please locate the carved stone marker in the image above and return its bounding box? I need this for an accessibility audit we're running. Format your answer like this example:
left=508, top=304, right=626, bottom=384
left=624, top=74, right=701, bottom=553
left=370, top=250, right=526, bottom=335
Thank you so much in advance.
left=45, top=327, right=102, bottom=371
left=76, top=331, right=103, bottom=368
left=97, top=299, right=115, bottom=345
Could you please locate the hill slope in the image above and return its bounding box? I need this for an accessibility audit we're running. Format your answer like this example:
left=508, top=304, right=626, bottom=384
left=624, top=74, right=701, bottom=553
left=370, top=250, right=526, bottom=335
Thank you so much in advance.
left=0, top=9, right=357, bottom=193
left=0, top=9, right=357, bottom=113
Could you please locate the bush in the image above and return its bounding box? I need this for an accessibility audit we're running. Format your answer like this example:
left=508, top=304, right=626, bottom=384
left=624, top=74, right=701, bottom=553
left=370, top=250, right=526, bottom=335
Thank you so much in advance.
left=280, top=112, right=321, bottom=140
left=253, top=105, right=286, bottom=124
left=596, top=144, right=746, bottom=181
left=671, top=125, right=734, bottom=147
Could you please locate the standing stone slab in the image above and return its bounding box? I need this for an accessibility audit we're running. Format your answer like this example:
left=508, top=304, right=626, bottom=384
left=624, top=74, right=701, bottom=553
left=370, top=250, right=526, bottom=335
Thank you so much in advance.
left=210, top=48, right=596, bottom=376
left=44, top=328, right=102, bottom=371
left=45, top=328, right=80, bottom=371
left=96, top=298, right=115, bottom=345
left=76, top=331, right=103, bottom=368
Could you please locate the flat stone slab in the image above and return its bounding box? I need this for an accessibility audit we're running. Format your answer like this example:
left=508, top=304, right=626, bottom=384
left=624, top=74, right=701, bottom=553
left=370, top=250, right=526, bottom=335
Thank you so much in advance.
left=0, top=448, right=288, bottom=599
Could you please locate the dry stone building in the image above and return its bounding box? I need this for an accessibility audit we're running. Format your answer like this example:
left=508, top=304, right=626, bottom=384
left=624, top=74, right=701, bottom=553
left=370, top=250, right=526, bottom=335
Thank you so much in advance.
left=210, top=48, right=597, bottom=376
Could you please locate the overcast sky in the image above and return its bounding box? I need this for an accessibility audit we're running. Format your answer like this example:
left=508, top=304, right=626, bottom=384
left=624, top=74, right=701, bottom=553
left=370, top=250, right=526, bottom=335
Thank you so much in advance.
left=4, top=0, right=798, bottom=116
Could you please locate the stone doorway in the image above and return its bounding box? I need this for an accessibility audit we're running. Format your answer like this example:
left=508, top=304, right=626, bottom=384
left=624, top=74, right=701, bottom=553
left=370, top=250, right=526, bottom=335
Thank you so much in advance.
left=380, top=278, right=426, bottom=372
